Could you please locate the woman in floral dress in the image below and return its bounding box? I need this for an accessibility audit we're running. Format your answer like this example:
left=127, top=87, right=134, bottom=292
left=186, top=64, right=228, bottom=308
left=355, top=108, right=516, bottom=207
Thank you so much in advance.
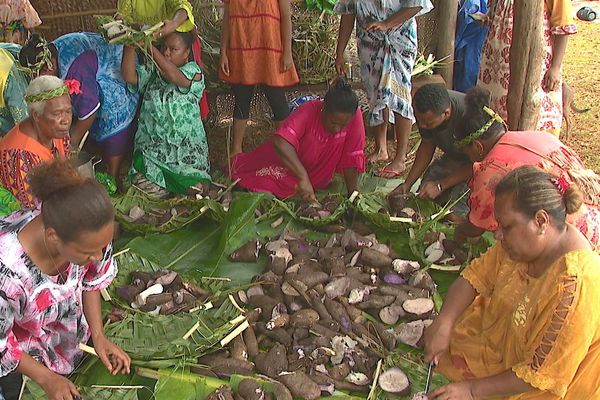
left=478, top=0, right=576, bottom=134
left=122, top=30, right=210, bottom=194
left=334, top=0, right=433, bottom=177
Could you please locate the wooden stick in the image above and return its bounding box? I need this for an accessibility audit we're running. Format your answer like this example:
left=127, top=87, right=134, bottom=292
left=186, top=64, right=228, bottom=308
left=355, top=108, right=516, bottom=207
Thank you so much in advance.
left=183, top=321, right=201, bottom=340
left=220, top=320, right=249, bottom=347
left=435, top=0, right=458, bottom=87
left=113, top=248, right=131, bottom=258
left=91, top=385, right=145, bottom=390
left=79, top=343, right=98, bottom=357
left=77, top=131, right=90, bottom=152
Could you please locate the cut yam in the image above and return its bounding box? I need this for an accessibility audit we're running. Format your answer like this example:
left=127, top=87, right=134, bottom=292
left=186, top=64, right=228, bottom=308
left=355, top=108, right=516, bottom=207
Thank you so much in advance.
left=379, top=304, right=406, bottom=325
left=408, top=270, right=437, bottom=292
left=378, top=367, right=411, bottom=395
left=394, top=320, right=426, bottom=348
left=402, top=298, right=435, bottom=319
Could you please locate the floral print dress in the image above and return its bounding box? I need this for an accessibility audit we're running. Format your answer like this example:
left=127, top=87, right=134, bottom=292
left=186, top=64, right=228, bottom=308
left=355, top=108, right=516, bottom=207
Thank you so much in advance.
left=334, top=0, right=433, bottom=127
left=130, top=62, right=211, bottom=194
left=0, top=210, right=116, bottom=377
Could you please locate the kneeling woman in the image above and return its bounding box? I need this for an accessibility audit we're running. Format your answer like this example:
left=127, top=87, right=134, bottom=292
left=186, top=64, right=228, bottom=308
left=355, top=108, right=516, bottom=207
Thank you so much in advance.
left=425, top=166, right=600, bottom=399
left=231, top=78, right=365, bottom=201
left=122, top=31, right=210, bottom=194
left=0, top=159, right=130, bottom=400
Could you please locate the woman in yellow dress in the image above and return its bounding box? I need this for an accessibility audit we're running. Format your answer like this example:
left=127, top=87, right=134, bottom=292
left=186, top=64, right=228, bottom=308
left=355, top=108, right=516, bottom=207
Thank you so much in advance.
left=424, top=165, right=600, bottom=399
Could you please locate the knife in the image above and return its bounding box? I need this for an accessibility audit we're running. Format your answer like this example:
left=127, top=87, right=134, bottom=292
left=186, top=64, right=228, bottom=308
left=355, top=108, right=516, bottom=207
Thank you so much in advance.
left=424, top=361, right=434, bottom=393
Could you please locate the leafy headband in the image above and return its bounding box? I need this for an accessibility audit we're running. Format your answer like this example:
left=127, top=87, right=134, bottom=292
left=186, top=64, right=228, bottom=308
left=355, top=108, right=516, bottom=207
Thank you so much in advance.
left=455, top=106, right=505, bottom=147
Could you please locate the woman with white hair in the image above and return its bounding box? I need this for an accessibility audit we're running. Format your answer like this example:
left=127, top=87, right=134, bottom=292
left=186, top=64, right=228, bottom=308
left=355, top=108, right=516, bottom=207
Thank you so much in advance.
left=0, top=75, right=72, bottom=208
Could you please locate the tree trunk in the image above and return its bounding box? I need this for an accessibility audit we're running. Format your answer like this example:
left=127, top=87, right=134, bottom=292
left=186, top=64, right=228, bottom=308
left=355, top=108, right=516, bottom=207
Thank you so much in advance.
left=435, top=0, right=459, bottom=88
left=507, top=1, right=545, bottom=130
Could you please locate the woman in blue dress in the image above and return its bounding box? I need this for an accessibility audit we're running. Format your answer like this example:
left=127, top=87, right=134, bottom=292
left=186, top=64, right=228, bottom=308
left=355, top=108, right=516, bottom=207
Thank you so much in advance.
left=18, top=33, right=140, bottom=182
left=334, top=0, right=433, bottom=177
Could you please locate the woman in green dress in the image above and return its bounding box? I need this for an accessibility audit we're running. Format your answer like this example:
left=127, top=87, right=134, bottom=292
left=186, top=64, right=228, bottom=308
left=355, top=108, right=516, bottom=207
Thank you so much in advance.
left=0, top=43, right=29, bottom=135
left=121, top=30, right=210, bottom=193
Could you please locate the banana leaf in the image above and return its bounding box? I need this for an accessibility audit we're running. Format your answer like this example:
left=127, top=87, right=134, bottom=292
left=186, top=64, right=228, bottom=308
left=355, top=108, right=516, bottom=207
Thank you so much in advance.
left=124, top=193, right=268, bottom=287
left=22, top=379, right=141, bottom=400
left=273, top=193, right=349, bottom=227
left=112, top=187, right=224, bottom=235
left=104, top=299, right=241, bottom=365
left=150, top=368, right=226, bottom=400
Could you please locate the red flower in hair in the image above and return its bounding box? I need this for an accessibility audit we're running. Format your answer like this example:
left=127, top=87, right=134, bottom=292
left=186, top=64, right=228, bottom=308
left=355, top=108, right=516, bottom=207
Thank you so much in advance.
left=64, top=79, right=82, bottom=95
left=551, top=175, right=570, bottom=195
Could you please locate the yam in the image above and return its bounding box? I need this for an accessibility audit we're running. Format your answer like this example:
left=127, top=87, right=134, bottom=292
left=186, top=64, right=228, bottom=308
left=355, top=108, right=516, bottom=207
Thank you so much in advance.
left=254, top=343, right=288, bottom=378
left=378, top=284, right=429, bottom=299
left=379, top=304, right=406, bottom=325
left=392, top=259, right=421, bottom=276
left=322, top=257, right=346, bottom=277
left=317, top=247, right=345, bottom=260
left=116, top=285, right=143, bottom=304
left=341, top=230, right=373, bottom=251
left=229, top=334, right=248, bottom=361
left=366, top=320, right=396, bottom=351
left=307, top=289, right=332, bottom=320
left=402, top=298, right=435, bottom=320
left=293, top=327, right=309, bottom=341
left=356, top=295, right=395, bottom=310
left=378, top=368, right=411, bottom=395
left=383, top=272, right=406, bottom=285
left=424, top=240, right=445, bottom=263
left=394, top=320, right=425, bottom=348
left=291, top=271, right=329, bottom=289
left=229, top=240, right=262, bottom=263
left=309, top=323, right=338, bottom=339
left=324, top=277, right=351, bottom=299
left=324, top=298, right=351, bottom=331
left=242, top=324, right=259, bottom=357
left=290, top=309, right=320, bottom=328
left=247, top=295, right=278, bottom=317
left=268, top=247, right=292, bottom=275
left=288, top=240, right=318, bottom=258
left=255, top=322, right=293, bottom=347
left=271, top=381, right=293, bottom=400
left=409, top=270, right=437, bottom=292
left=237, top=379, right=266, bottom=400
left=328, top=362, right=351, bottom=381
left=358, top=248, right=393, bottom=268
left=278, top=372, right=321, bottom=400
left=207, top=386, right=235, bottom=400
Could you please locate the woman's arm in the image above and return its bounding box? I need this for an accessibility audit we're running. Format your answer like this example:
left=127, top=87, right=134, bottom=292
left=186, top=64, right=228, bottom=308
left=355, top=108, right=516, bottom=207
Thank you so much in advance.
left=543, top=35, right=569, bottom=92
left=160, top=8, right=189, bottom=36
left=70, top=111, right=98, bottom=145
left=150, top=46, right=199, bottom=88
left=121, top=45, right=138, bottom=85
left=17, top=354, right=81, bottom=400
left=278, top=0, right=294, bottom=72
left=220, top=2, right=231, bottom=76
left=335, top=14, right=356, bottom=75
left=429, top=369, right=533, bottom=399
left=343, top=168, right=359, bottom=195
left=272, top=135, right=316, bottom=201
left=366, top=7, right=421, bottom=31
left=424, top=277, right=477, bottom=364
left=83, top=291, right=131, bottom=375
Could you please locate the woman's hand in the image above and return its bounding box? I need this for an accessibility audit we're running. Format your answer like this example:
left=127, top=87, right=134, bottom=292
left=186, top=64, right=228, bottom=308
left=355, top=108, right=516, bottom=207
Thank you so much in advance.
left=365, top=20, right=389, bottom=32
left=429, top=381, right=475, bottom=400
left=388, top=183, right=410, bottom=200
left=542, top=66, right=561, bottom=92
left=418, top=181, right=443, bottom=200
left=93, top=334, right=131, bottom=375
left=281, top=50, right=294, bottom=72
left=220, top=53, right=230, bottom=76
left=296, top=178, right=317, bottom=202
left=335, top=53, right=347, bottom=76
left=424, top=317, right=453, bottom=365
left=39, top=371, right=81, bottom=400
left=157, top=18, right=180, bottom=38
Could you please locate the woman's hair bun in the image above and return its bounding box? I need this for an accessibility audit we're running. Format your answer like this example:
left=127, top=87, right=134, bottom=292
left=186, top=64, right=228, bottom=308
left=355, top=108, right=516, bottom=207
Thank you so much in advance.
left=464, top=87, right=492, bottom=112
left=563, top=184, right=584, bottom=215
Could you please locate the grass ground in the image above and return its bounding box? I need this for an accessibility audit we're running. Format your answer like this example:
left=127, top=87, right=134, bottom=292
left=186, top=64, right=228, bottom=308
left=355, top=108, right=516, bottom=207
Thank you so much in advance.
left=562, top=21, right=600, bottom=171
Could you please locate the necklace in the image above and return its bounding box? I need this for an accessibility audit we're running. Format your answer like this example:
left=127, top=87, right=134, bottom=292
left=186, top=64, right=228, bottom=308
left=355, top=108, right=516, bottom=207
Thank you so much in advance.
left=42, top=229, right=68, bottom=284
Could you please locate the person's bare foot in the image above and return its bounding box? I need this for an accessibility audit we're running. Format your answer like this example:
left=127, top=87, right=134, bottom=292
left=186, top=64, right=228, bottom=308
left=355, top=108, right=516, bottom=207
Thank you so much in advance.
left=376, top=159, right=406, bottom=178
left=367, top=149, right=389, bottom=164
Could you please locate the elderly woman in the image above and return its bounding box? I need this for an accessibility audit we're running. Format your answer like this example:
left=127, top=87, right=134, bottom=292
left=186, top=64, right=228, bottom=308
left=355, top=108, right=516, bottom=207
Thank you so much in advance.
left=453, top=88, right=599, bottom=250
left=231, top=78, right=365, bottom=201
left=334, top=0, right=433, bottom=178
left=0, top=43, right=29, bottom=135
left=19, top=33, right=139, bottom=181
left=0, top=75, right=72, bottom=208
left=424, top=166, right=600, bottom=399
left=0, top=158, right=130, bottom=400
left=122, top=31, right=210, bottom=194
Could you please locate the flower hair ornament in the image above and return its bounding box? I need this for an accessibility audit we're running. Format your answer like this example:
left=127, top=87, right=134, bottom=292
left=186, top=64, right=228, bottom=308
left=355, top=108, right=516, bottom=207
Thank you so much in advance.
left=455, top=106, right=506, bottom=148
left=551, top=175, right=570, bottom=195
left=24, top=79, right=82, bottom=104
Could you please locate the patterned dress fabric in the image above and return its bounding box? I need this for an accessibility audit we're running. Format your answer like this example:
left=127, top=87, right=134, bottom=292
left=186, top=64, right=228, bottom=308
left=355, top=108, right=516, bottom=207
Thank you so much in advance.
left=468, top=131, right=600, bottom=250
left=0, top=210, right=116, bottom=377
left=334, top=0, right=433, bottom=127
left=477, top=0, right=577, bottom=134
left=438, top=244, right=600, bottom=399
left=231, top=100, right=365, bottom=198
left=118, top=0, right=195, bottom=32
left=0, top=44, right=28, bottom=135
left=0, top=125, right=70, bottom=209
left=130, top=62, right=211, bottom=193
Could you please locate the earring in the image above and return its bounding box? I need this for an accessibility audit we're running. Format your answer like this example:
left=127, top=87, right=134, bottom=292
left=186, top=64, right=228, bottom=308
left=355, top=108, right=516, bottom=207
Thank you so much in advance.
left=539, top=227, right=546, bottom=235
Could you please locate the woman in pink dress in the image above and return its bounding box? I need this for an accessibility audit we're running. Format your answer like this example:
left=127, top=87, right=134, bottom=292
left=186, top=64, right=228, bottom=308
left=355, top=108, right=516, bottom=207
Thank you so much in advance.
left=231, top=78, right=366, bottom=201
left=0, top=0, right=41, bottom=44
left=478, top=0, right=576, bottom=134
left=453, top=88, right=600, bottom=250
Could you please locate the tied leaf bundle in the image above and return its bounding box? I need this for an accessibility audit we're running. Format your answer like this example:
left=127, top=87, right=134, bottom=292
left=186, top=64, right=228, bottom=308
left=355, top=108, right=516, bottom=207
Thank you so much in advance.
left=95, top=15, right=163, bottom=46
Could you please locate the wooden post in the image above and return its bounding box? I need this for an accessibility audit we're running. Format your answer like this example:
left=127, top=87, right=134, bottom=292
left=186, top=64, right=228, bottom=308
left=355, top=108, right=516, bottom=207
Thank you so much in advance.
left=435, top=0, right=458, bottom=88
left=507, top=1, right=545, bottom=130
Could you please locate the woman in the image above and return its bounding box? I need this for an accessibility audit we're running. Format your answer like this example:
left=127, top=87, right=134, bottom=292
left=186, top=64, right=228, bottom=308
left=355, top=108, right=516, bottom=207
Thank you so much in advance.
left=231, top=78, right=365, bottom=201
left=334, top=0, right=433, bottom=178
left=0, top=42, right=29, bottom=135
left=478, top=0, right=576, bottom=134
left=0, top=158, right=130, bottom=400
left=19, top=33, right=139, bottom=182
left=122, top=31, right=210, bottom=194
left=0, top=0, right=41, bottom=44
left=424, top=166, right=600, bottom=399
left=117, top=0, right=209, bottom=118
left=219, top=0, right=299, bottom=156
left=454, top=88, right=599, bottom=250
left=0, top=76, right=71, bottom=208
